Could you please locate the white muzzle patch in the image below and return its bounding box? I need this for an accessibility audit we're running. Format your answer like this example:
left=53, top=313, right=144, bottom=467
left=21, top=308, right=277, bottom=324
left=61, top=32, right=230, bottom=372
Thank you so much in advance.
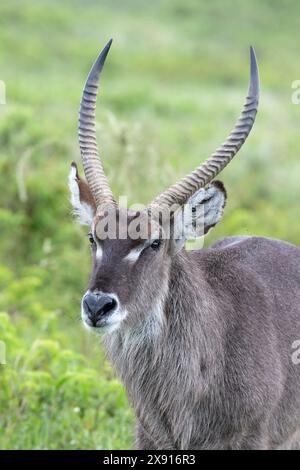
left=81, top=290, right=127, bottom=334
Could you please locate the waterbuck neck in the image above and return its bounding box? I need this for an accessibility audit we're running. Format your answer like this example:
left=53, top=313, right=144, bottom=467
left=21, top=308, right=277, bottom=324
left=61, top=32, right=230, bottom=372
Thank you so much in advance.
left=103, top=249, right=226, bottom=447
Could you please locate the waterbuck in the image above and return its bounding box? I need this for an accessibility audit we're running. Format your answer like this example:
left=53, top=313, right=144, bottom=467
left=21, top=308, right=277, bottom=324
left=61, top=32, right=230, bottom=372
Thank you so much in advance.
left=69, top=40, right=300, bottom=449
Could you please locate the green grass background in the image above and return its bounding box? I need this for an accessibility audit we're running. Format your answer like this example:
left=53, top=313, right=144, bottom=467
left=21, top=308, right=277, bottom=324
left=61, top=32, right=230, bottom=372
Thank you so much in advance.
left=0, top=0, right=300, bottom=449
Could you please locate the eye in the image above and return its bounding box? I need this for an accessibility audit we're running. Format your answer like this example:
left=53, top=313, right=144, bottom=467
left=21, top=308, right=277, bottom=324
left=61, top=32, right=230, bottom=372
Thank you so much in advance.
left=150, top=239, right=161, bottom=251
left=88, top=233, right=95, bottom=245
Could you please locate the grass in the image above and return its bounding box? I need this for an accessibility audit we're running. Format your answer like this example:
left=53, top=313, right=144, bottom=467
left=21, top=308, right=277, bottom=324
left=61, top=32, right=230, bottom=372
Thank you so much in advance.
left=0, top=0, right=300, bottom=449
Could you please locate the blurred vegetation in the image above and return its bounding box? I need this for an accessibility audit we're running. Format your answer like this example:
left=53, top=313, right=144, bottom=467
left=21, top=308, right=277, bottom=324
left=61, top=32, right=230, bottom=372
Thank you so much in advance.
left=0, top=0, right=300, bottom=449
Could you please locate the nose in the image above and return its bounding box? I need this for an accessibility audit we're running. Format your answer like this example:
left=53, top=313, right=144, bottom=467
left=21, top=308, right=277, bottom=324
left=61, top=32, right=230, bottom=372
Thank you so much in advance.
left=83, top=292, right=117, bottom=326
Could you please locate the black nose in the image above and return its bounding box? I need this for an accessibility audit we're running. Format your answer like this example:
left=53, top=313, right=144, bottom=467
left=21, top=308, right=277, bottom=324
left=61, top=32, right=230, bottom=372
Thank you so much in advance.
left=83, top=293, right=117, bottom=326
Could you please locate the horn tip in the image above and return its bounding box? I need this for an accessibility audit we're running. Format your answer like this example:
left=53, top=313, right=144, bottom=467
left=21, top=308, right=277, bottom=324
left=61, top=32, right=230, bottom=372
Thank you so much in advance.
left=103, top=38, right=113, bottom=54
left=86, top=38, right=113, bottom=84
left=97, top=38, right=113, bottom=66
left=248, top=45, right=259, bottom=99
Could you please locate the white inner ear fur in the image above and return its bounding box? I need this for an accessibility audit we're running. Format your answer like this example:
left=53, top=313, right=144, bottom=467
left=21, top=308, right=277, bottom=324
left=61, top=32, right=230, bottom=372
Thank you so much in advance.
left=68, top=165, right=94, bottom=226
left=187, top=183, right=226, bottom=236
left=172, top=183, right=226, bottom=254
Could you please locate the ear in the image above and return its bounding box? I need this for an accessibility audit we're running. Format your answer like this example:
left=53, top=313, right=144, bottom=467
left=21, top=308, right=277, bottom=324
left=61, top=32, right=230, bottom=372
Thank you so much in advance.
left=186, top=180, right=227, bottom=236
left=171, top=181, right=227, bottom=254
left=68, top=162, right=96, bottom=225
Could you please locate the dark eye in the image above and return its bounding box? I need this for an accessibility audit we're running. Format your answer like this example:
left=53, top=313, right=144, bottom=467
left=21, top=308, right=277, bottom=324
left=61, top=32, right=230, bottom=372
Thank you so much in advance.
left=150, top=239, right=161, bottom=251
left=88, top=233, right=95, bottom=245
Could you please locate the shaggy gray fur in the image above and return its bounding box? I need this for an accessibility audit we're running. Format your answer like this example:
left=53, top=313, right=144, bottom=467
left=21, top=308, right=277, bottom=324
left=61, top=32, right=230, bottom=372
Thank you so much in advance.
left=103, top=236, right=300, bottom=449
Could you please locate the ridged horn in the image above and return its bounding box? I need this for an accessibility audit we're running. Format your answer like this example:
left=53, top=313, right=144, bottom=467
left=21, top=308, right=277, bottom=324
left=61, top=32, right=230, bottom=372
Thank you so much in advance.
left=150, top=46, right=259, bottom=209
left=78, top=39, right=116, bottom=209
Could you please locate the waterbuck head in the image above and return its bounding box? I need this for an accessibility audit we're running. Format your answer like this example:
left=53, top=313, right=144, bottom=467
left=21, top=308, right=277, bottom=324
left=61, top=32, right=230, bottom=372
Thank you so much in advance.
left=69, top=39, right=259, bottom=334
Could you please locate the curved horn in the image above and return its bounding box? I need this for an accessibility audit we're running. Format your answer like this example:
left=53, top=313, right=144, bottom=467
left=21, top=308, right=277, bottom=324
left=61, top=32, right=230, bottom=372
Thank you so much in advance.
left=150, top=46, right=259, bottom=209
left=78, top=39, right=116, bottom=209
